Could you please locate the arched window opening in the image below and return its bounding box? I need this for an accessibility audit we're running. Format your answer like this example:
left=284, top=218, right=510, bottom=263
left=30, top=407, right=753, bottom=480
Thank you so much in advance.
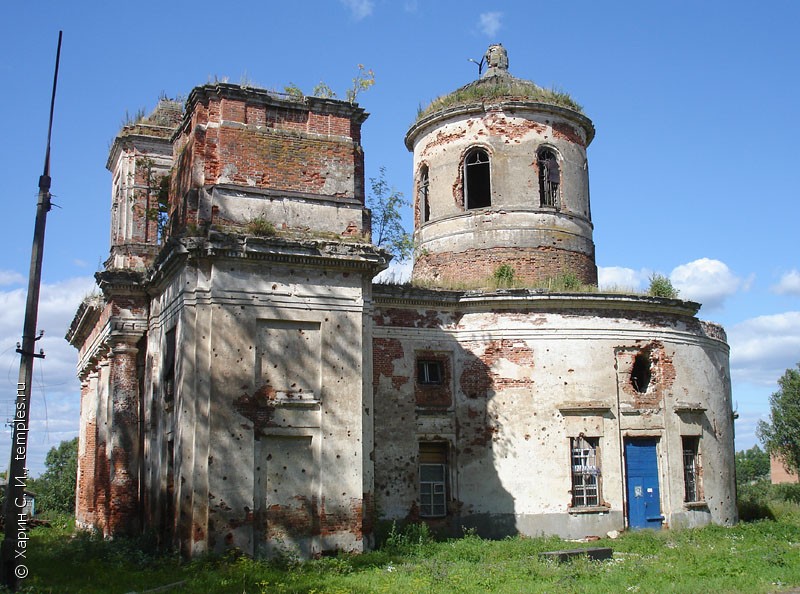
left=464, top=148, right=491, bottom=209
left=418, top=165, right=430, bottom=223
left=631, top=352, right=652, bottom=394
left=538, top=148, right=560, bottom=208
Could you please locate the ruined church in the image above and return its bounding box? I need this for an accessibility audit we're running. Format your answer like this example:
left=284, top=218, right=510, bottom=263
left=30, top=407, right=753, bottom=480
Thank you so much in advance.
left=67, top=45, right=737, bottom=558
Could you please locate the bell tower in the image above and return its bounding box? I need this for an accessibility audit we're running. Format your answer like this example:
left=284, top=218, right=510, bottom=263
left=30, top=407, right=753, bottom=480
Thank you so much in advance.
left=406, top=44, right=597, bottom=288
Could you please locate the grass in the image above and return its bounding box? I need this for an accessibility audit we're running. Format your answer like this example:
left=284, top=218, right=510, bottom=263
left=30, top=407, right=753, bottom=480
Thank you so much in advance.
left=7, top=505, right=800, bottom=593
left=416, top=77, right=583, bottom=123
left=407, top=270, right=605, bottom=294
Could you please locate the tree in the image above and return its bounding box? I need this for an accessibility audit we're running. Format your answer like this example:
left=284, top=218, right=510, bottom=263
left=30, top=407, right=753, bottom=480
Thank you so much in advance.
left=734, top=445, right=770, bottom=484
left=29, top=437, right=78, bottom=515
left=757, top=363, right=800, bottom=474
left=367, top=167, right=412, bottom=262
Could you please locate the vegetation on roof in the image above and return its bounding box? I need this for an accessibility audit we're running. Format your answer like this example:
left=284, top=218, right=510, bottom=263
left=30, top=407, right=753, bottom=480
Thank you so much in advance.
left=416, top=76, right=583, bottom=122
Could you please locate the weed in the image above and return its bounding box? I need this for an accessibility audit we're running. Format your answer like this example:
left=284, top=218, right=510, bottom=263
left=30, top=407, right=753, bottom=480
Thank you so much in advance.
left=492, top=264, right=515, bottom=288
left=246, top=216, right=276, bottom=237
left=648, top=273, right=679, bottom=298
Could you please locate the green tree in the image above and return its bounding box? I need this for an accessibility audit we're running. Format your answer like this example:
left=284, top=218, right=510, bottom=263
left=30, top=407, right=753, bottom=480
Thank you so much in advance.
left=30, top=437, right=78, bottom=514
left=757, top=363, right=800, bottom=474
left=367, top=167, right=412, bottom=261
left=735, top=445, right=771, bottom=484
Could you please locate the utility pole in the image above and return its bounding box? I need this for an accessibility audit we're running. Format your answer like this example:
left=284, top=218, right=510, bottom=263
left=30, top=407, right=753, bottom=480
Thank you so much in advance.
left=1, top=31, right=62, bottom=591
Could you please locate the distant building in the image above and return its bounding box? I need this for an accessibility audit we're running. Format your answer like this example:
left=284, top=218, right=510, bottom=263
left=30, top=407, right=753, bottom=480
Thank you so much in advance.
left=68, top=45, right=737, bottom=558
left=770, top=455, right=799, bottom=484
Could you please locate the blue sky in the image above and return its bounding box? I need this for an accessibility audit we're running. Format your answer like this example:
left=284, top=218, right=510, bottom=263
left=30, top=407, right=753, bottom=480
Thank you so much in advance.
left=1, top=0, right=798, bottom=475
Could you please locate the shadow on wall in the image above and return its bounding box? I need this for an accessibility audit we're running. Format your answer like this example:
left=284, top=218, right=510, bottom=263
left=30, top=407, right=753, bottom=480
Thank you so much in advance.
left=371, top=315, right=517, bottom=540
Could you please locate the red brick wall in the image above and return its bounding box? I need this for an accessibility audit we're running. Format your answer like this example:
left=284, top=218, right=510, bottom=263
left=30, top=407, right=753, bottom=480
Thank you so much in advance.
left=413, top=246, right=598, bottom=288
left=170, top=87, right=366, bottom=234
left=771, top=455, right=799, bottom=484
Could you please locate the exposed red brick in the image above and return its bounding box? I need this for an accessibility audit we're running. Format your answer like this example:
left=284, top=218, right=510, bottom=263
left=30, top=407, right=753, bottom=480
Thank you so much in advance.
left=414, top=247, right=598, bottom=288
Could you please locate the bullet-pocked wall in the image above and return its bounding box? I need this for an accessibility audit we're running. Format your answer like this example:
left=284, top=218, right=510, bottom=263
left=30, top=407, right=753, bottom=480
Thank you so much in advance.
left=371, top=286, right=737, bottom=539
left=68, top=44, right=737, bottom=560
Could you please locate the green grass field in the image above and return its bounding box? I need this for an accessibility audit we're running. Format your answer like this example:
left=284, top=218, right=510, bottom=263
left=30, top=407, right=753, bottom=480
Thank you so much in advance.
left=6, top=492, right=800, bottom=594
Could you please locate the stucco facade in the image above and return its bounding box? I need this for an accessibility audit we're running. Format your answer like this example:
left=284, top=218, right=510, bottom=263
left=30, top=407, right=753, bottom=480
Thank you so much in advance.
left=68, top=45, right=736, bottom=558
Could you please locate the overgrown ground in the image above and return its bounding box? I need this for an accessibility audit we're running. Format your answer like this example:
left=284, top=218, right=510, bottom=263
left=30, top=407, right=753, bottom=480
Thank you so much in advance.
left=6, top=486, right=800, bottom=594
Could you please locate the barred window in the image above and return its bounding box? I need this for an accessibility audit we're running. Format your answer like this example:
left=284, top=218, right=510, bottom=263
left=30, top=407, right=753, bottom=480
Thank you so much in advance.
left=682, top=437, right=701, bottom=502
left=571, top=436, right=601, bottom=507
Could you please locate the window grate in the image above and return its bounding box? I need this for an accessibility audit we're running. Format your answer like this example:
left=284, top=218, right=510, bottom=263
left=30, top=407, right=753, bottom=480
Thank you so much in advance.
left=682, top=437, right=701, bottom=502
left=571, top=436, right=600, bottom=507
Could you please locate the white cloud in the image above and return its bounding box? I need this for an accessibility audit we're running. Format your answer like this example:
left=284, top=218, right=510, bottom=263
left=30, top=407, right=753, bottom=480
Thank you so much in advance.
left=0, top=270, right=25, bottom=286
left=479, top=12, right=503, bottom=37
left=728, top=311, right=800, bottom=387
left=0, top=276, right=96, bottom=476
left=598, top=266, right=649, bottom=292
left=669, top=258, right=744, bottom=310
left=772, top=269, right=800, bottom=296
left=340, top=0, right=374, bottom=20
left=374, top=259, right=412, bottom=284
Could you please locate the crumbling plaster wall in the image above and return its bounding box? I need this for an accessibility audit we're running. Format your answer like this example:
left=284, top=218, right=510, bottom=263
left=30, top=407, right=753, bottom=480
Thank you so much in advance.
left=144, top=251, right=377, bottom=557
left=408, top=107, right=596, bottom=287
left=372, top=291, right=735, bottom=539
left=169, top=85, right=368, bottom=239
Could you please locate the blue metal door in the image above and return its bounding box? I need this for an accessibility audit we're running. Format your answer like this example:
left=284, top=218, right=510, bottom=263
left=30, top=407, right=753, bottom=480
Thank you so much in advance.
left=624, top=438, right=663, bottom=529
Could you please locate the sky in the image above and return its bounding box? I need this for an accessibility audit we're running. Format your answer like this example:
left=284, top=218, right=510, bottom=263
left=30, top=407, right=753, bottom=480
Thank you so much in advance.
left=1, top=0, right=798, bottom=476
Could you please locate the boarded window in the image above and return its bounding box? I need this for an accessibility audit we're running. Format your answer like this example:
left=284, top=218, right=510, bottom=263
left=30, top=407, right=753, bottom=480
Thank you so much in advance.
left=419, top=442, right=448, bottom=517
left=682, top=437, right=701, bottom=502
left=571, top=436, right=601, bottom=507
left=464, top=148, right=491, bottom=209
left=419, top=165, right=431, bottom=223
left=538, top=148, right=560, bottom=208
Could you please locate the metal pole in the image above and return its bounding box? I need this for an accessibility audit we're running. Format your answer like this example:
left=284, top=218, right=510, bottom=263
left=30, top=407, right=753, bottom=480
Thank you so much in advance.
left=1, top=31, right=62, bottom=590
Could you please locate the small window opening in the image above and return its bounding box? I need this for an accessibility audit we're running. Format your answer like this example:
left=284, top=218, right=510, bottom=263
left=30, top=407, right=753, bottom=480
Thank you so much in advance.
left=538, top=148, right=560, bottom=208
left=419, top=165, right=430, bottom=223
left=419, top=442, right=448, bottom=517
left=682, top=437, right=701, bottom=502
left=571, top=436, right=601, bottom=507
left=163, top=328, right=177, bottom=403
left=464, top=148, right=491, bottom=209
left=418, top=359, right=443, bottom=385
left=631, top=352, right=651, bottom=394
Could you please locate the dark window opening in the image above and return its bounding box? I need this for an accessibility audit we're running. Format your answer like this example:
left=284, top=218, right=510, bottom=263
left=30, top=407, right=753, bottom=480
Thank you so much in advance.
left=538, top=148, right=560, bottom=208
left=631, top=352, right=651, bottom=394
left=419, top=442, right=448, bottom=517
left=682, top=437, right=701, bottom=502
left=571, top=436, right=601, bottom=507
left=419, top=165, right=430, bottom=223
left=464, top=148, right=491, bottom=209
left=163, top=328, right=177, bottom=404
left=418, top=359, right=443, bottom=385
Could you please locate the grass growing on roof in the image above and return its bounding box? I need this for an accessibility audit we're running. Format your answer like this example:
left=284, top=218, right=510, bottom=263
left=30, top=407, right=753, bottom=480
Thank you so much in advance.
left=416, top=77, right=583, bottom=122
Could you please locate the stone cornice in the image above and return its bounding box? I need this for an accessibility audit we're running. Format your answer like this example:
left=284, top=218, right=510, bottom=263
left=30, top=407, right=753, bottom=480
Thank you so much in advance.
left=372, top=284, right=701, bottom=317
left=95, top=268, right=149, bottom=298
left=65, top=294, right=104, bottom=347
left=149, top=233, right=389, bottom=291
